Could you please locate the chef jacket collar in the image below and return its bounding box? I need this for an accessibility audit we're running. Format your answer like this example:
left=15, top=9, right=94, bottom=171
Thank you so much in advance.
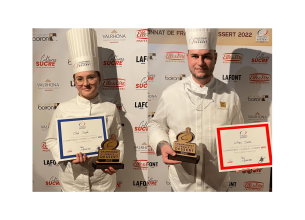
left=185, top=75, right=215, bottom=95
left=76, top=93, right=101, bottom=107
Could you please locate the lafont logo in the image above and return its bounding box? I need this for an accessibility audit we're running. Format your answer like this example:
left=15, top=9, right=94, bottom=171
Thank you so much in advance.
left=44, top=160, right=59, bottom=167
left=165, top=52, right=186, bottom=63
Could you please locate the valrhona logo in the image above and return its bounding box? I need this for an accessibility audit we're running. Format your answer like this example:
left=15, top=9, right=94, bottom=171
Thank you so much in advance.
left=165, top=52, right=186, bottom=63
left=33, top=33, right=57, bottom=41
left=134, top=121, right=148, bottom=132
left=102, top=78, right=126, bottom=90
left=249, top=73, right=271, bottom=84
left=102, top=30, right=126, bottom=43
left=134, top=142, right=148, bottom=152
left=37, top=79, right=59, bottom=91
left=136, top=29, right=148, bottom=42
left=36, top=54, right=56, bottom=68
left=46, top=176, right=60, bottom=186
left=223, top=53, right=243, bottom=64
left=148, top=92, right=157, bottom=101
left=103, top=54, right=124, bottom=67
left=248, top=112, right=267, bottom=122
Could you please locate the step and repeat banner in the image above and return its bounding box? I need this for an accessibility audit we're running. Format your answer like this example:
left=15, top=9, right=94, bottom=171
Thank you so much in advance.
left=33, top=28, right=149, bottom=192
left=33, top=28, right=272, bottom=192
left=147, top=28, right=272, bottom=192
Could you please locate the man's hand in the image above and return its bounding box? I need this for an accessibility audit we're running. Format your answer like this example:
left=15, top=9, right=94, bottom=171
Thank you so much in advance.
left=102, top=167, right=116, bottom=175
left=235, top=168, right=257, bottom=174
left=160, top=144, right=182, bottom=165
left=72, top=152, right=90, bottom=164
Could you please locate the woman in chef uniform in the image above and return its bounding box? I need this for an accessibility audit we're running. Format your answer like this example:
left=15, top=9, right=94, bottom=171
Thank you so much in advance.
left=45, top=28, right=124, bottom=192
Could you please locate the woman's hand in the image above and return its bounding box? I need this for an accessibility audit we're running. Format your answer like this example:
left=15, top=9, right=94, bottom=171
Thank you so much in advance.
left=72, top=152, right=90, bottom=164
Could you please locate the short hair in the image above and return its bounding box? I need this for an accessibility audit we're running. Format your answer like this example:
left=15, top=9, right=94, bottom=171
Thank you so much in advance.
left=73, top=71, right=101, bottom=80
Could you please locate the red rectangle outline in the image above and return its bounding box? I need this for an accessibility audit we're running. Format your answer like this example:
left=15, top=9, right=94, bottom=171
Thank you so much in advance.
left=217, top=123, right=272, bottom=171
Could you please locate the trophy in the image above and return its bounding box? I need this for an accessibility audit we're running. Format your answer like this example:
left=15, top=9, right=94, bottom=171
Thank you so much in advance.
left=168, top=127, right=200, bottom=164
left=92, top=134, right=124, bottom=169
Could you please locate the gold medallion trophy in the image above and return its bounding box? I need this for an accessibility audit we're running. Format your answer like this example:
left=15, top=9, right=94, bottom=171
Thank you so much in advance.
left=92, top=134, right=124, bottom=169
left=168, top=128, right=200, bottom=164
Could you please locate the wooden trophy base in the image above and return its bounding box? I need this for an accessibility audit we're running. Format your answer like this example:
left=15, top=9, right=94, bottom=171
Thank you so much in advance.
left=92, top=161, right=124, bottom=170
left=168, top=154, right=200, bottom=164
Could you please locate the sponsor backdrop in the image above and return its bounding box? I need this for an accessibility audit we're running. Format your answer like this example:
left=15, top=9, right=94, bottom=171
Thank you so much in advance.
left=33, top=28, right=271, bottom=192
left=33, top=28, right=149, bottom=192
left=148, top=28, right=272, bottom=192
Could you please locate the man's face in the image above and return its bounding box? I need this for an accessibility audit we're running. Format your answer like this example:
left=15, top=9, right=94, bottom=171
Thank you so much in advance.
left=74, top=71, right=101, bottom=100
left=187, top=49, right=217, bottom=80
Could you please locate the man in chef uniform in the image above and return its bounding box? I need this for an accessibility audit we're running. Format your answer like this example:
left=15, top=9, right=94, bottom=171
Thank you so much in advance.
left=45, top=28, right=124, bottom=192
left=148, top=28, right=253, bottom=192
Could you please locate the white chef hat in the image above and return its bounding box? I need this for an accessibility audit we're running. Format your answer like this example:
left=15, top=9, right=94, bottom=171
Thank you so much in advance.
left=185, top=28, right=218, bottom=50
left=66, top=28, right=99, bottom=75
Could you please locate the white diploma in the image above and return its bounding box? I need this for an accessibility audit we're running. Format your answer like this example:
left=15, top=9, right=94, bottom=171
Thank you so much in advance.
left=56, top=116, right=108, bottom=161
left=216, top=122, right=272, bottom=172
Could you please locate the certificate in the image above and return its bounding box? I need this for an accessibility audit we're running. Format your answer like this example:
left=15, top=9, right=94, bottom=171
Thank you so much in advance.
left=216, top=122, right=272, bottom=172
left=56, top=116, right=108, bottom=161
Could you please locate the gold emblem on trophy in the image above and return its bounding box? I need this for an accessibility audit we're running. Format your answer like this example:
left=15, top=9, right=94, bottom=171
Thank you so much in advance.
left=92, top=134, right=124, bottom=170
left=168, top=127, right=200, bottom=164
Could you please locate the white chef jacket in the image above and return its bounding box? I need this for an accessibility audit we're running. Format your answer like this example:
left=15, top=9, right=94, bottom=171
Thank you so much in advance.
left=148, top=75, right=244, bottom=192
left=45, top=94, right=124, bottom=192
